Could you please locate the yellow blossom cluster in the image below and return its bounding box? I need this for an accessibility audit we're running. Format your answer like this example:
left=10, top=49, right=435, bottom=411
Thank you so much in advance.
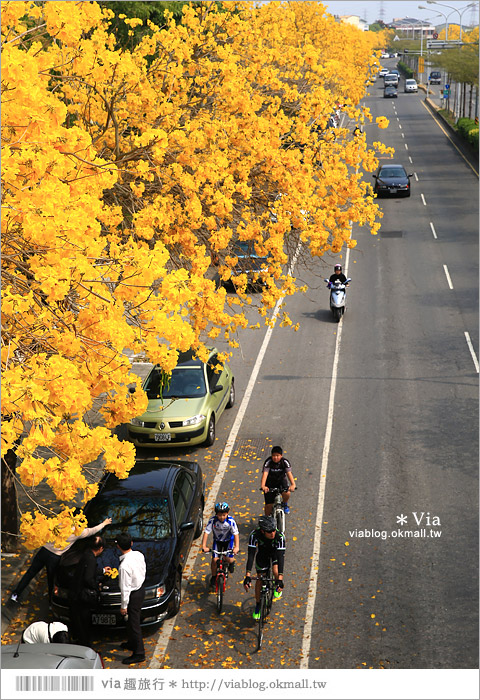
left=1, top=0, right=391, bottom=548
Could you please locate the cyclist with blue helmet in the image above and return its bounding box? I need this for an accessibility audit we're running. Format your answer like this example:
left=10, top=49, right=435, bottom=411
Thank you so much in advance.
left=202, top=502, right=239, bottom=588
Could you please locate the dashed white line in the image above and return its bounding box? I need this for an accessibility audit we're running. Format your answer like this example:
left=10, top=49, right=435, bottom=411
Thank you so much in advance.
left=430, top=222, right=438, bottom=239
left=414, top=173, right=419, bottom=181
left=421, top=193, right=427, bottom=206
left=401, top=132, right=405, bottom=138
left=409, top=156, right=413, bottom=164
left=404, top=143, right=409, bottom=150
left=443, top=264, right=453, bottom=289
left=465, top=332, right=479, bottom=373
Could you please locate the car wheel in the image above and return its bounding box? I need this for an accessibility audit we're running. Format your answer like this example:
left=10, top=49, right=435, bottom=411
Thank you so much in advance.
left=167, top=572, right=182, bottom=618
left=204, top=415, right=215, bottom=446
left=194, top=506, right=204, bottom=538
left=226, top=380, right=235, bottom=409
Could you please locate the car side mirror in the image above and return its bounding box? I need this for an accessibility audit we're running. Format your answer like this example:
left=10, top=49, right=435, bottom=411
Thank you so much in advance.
left=128, top=387, right=136, bottom=394
left=179, top=521, right=195, bottom=532
left=212, top=384, right=223, bottom=394
left=372, top=175, right=377, bottom=179
left=407, top=174, right=413, bottom=178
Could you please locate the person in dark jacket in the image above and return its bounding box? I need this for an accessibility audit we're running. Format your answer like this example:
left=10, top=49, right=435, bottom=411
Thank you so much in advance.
left=68, top=535, right=105, bottom=648
left=328, top=263, right=348, bottom=287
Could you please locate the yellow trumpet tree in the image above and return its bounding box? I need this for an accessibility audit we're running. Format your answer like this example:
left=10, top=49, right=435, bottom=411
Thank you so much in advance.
left=1, top=0, right=391, bottom=549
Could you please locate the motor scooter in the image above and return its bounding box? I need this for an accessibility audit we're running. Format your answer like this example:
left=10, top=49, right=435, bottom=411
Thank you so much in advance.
left=324, top=278, right=351, bottom=322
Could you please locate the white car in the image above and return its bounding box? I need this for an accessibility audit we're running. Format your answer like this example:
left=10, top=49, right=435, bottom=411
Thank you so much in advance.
left=379, top=68, right=389, bottom=77
left=404, top=79, right=418, bottom=93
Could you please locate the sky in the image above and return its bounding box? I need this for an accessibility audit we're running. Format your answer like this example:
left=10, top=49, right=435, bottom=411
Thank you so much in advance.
left=320, top=0, right=479, bottom=26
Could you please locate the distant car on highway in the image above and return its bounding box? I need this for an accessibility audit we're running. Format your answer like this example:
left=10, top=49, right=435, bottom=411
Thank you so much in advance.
left=384, top=73, right=399, bottom=87
left=373, top=163, right=412, bottom=198
left=429, top=71, right=442, bottom=84
left=404, top=79, right=418, bottom=93
left=379, top=68, right=389, bottom=77
left=384, top=85, right=398, bottom=98
left=1, top=643, right=104, bottom=669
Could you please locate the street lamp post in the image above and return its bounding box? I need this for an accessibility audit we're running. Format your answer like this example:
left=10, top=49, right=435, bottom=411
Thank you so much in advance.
left=426, top=1, right=478, bottom=41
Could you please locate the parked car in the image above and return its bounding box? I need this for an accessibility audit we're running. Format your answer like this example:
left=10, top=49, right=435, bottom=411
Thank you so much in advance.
left=404, top=79, right=418, bottom=93
left=128, top=348, right=234, bottom=447
left=1, top=643, right=104, bottom=669
left=52, top=459, right=205, bottom=629
left=384, top=73, right=399, bottom=87
left=228, top=240, right=269, bottom=292
left=429, top=71, right=442, bottom=84
left=384, top=85, right=398, bottom=98
left=373, top=163, right=412, bottom=198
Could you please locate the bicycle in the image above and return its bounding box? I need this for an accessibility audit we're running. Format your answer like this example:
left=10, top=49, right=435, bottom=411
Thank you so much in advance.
left=260, top=486, right=290, bottom=534
left=255, top=568, right=275, bottom=651
left=207, top=547, right=234, bottom=614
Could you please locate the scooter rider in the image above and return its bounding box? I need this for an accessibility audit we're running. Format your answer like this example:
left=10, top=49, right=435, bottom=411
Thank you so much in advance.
left=328, top=264, right=348, bottom=287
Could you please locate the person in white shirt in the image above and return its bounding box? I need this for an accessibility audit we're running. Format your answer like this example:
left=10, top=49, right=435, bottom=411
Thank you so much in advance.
left=111, top=532, right=146, bottom=664
left=10, top=517, right=112, bottom=603
left=22, top=620, right=69, bottom=644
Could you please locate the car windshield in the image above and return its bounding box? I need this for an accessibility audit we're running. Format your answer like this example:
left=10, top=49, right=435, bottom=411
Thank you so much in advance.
left=144, top=366, right=206, bottom=399
left=233, top=241, right=257, bottom=257
left=87, top=497, right=172, bottom=540
left=380, top=167, right=405, bottom=178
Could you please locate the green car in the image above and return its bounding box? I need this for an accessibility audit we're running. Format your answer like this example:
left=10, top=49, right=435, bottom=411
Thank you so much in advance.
left=128, top=348, right=235, bottom=448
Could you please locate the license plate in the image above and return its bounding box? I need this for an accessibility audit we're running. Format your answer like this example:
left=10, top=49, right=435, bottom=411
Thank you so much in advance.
left=154, top=433, right=171, bottom=442
left=92, top=613, right=116, bottom=625
left=390, top=188, right=397, bottom=193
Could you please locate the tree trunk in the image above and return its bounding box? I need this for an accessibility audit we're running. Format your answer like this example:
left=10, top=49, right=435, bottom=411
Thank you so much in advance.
left=468, top=84, right=473, bottom=120
left=1, top=451, right=19, bottom=553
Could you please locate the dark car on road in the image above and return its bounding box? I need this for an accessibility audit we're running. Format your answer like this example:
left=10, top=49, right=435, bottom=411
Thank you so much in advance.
left=227, top=240, right=269, bottom=292
left=52, top=460, right=205, bottom=629
left=384, top=85, right=398, bottom=98
left=373, top=163, right=412, bottom=198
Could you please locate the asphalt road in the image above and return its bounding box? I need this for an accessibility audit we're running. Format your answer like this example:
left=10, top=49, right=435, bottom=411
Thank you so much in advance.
left=17, top=71, right=478, bottom=674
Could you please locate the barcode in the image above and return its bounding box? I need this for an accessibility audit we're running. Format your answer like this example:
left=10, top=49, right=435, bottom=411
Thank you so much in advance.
left=15, top=676, right=94, bottom=691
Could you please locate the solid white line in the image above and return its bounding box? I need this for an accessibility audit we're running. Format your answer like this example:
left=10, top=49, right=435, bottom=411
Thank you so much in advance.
left=465, top=332, right=479, bottom=373
left=443, top=264, right=453, bottom=289
left=299, top=247, right=349, bottom=669
left=149, top=246, right=302, bottom=669
left=430, top=222, right=438, bottom=239
left=421, top=193, right=427, bottom=206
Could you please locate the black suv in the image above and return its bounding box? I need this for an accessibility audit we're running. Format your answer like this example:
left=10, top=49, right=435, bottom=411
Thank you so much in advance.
left=52, top=460, right=205, bottom=629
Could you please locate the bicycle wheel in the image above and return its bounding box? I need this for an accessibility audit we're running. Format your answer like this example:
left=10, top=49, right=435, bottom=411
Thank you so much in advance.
left=275, top=505, right=285, bottom=534
left=257, top=593, right=266, bottom=650
left=265, top=581, right=274, bottom=616
left=216, top=573, right=224, bottom=614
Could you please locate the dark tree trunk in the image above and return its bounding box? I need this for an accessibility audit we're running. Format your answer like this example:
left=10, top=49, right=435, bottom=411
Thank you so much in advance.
left=1, top=450, right=19, bottom=553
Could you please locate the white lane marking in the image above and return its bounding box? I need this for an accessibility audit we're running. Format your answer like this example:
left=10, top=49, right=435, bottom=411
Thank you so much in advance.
left=401, top=133, right=405, bottom=138
left=421, top=193, right=427, bottom=206
left=414, top=173, right=418, bottom=181
left=443, top=264, right=453, bottom=289
left=404, top=143, right=409, bottom=150
left=398, top=123, right=402, bottom=128
left=149, top=247, right=302, bottom=669
left=465, top=332, right=479, bottom=373
left=300, top=247, right=350, bottom=669
left=409, top=156, right=413, bottom=164
left=430, top=222, right=438, bottom=239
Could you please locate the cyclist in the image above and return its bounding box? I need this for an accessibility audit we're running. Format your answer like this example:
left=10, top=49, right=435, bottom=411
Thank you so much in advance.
left=202, top=502, right=239, bottom=588
left=261, top=446, right=296, bottom=515
left=243, top=515, right=285, bottom=620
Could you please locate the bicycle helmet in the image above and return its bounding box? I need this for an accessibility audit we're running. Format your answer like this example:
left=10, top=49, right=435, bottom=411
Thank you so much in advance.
left=258, top=516, right=276, bottom=532
left=215, top=502, right=229, bottom=513
left=334, top=264, right=342, bottom=271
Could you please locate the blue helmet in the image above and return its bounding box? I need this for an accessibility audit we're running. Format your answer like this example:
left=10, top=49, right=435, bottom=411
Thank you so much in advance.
left=215, top=502, right=229, bottom=513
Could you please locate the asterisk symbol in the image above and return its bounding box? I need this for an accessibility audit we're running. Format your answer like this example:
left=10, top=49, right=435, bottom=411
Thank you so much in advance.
left=396, top=514, right=408, bottom=525
left=169, top=681, right=177, bottom=687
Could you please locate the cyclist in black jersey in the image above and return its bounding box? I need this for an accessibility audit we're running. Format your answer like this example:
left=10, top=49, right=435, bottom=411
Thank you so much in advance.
left=261, top=445, right=296, bottom=515
left=243, top=516, right=285, bottom=620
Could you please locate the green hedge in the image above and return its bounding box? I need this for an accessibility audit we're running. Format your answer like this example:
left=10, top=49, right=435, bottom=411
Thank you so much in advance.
left=397, top=61, right=413, bottom=78
left=456, top=118, right=479, bottom=151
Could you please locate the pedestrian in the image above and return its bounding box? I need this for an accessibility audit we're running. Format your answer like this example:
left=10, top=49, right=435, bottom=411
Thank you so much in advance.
left=22, top=620, right=69, bottom=644
left=10, top=516, right=112, bottom=604
left=260, top=446, right=296, bottom=516
left=112, top=532, right=146, bottom=665
left=68, top=535, right=106, bottom=648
